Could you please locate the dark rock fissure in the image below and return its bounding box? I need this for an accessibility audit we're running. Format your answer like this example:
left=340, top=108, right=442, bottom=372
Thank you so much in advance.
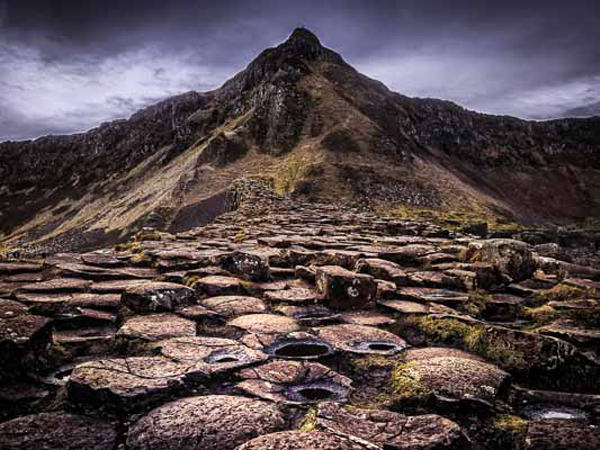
left=296, top=387, right=334, bottom=401
left=270, top=341, right=333, bottom=359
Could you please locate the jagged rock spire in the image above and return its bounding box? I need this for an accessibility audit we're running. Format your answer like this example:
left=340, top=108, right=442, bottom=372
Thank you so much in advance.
left=286, top=27, right=322, bottom=47
left=280, top=27, right=327, bottom=61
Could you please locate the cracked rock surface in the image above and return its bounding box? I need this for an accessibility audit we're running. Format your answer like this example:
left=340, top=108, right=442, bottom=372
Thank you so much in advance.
left=0, top=412, right=118, bottom=450
left=127, top=395, right=285, bottom=450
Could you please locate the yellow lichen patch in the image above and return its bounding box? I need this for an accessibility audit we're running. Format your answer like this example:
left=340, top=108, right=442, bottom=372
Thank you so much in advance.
left=298, top=408, right=318, bottom=432
left=523, top=305, right=560, bottom=326
left=184, top=275, right=201, bottom=289
left=233, top=230, right=249, bottom=243
left=413, top=316, right=526, bottom=371
left=115, top=241, right=143, bottom=254
left=351, top=355, right=396, bottom=372
left=378, top=203, right=523, bottom=234
left=535, top=284, right=600, bottom=302
left=130, top=252, right=151, bottom=265
left=464, top=290, right=492, bottom=317
left=486, top=414, right=529, bottom=450
left=390, top=361, right=431, bottom=406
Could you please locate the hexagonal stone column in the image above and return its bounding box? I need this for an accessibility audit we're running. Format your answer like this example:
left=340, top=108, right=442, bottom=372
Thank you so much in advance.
left=127, top=395, right=285, bottom=450
left=0, top=412, right=117, bottom=450
left=315, top=265, right=377, bottom=309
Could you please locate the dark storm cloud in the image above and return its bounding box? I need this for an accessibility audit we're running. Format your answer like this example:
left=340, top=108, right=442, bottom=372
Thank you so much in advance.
left=1, top=0, right=600, bottom=141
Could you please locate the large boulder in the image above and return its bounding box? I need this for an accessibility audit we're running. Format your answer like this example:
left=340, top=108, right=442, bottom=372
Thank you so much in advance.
left=0, top=299, right=53, bottom=378
left=316, top=265, right=377, bottom=309
left=467, top=239, right=536, bottom=282
left=122, top=281, right=196, bottom=312
left=236, top=431, right=365, bottom=450
left=222, top=250, right=271, bottom=282
left=392, top=350, right=510, bottom=409
left=310, top=402, right=469, bottom=450
left=237, top=360, right=352, bottom=405
left=116, top=313, right=197, bottom=342
left=127, top=395, right=284, bottom=450
left=0, top=412, right=117, bottom=450
left=68, top=357, right=195, bottom=412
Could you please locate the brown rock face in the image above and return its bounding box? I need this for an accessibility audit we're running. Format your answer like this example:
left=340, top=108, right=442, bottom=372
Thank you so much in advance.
left=312, top=402, right=469, bottom=450
left=151, top=336, right=268, bottom=376
left=316, top=324, right=408, bottom=355
left=127, top=395, right=285, bottom=450
left=525, top=419, right=600, bottom=450
left=228, top=313, right=301, bottom=334
left=122, top=281, right=196, bottom=312
left=0, top=412, right=118, bottom=450
left=116, top=313, right=197, bottom=342
left=395, top=352, right=511, bottom=408
left=201, top=295, right=268, bottom=317
left=236, top=431, right=365, bottom=450
left=316, top=265, right=377, bottom=309
left=0, top=299, right=53, bottom=378
left=68, top=357, right=194, bottom=412
left=468, top=239, right=537, bottom=282
left=237, top=360, right=353, bottom=404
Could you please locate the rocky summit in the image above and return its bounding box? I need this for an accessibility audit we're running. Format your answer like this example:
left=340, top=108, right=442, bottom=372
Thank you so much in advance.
left=1, top=28, right=600, bottom=255
left=0, top=179, right=599, bottom=449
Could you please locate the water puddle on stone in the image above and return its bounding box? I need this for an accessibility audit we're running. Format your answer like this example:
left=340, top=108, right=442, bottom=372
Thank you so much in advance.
left=351, top=340, right=404, bottom=354
left=521, top=404, right=589, bottom=421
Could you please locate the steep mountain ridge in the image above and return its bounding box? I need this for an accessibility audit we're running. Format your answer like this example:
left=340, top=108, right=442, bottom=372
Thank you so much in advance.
left=1, top=28, right=600, bottom=254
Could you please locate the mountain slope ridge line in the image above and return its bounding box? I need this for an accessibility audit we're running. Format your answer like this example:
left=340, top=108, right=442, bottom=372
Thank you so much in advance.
left=1, top=27, right=599, bottom=254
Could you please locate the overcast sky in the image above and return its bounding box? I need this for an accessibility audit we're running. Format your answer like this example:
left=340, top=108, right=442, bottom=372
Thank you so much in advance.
left=1, top=0, right=600, bottom=141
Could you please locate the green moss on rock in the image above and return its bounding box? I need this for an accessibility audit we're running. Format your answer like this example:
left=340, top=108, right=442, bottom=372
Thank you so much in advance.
left=390, top=361, right=431, bottom=407
left=411, top=316, right=526, bottom=371
left=485, top=414, right=528, bottom=450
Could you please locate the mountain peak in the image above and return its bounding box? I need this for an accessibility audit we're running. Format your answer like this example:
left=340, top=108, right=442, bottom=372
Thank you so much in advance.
left=287, top=27, right=322, bottom=46
left=279, top=27, right=327, bottom=60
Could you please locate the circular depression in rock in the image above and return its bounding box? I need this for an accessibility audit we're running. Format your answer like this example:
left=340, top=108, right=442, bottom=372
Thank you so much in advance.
left=286, top=382, right=349, bottom=403
left=205, top=349, right=253, bottom=364
left=521, top=404, right=589, bottom=421
left=268, top=340, right=334, bottom=360
left=351, top=340, right=405, bottom=354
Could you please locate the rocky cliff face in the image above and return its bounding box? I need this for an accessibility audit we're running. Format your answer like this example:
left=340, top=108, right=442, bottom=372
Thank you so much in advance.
left=1, top=28, right=600, bottom=253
